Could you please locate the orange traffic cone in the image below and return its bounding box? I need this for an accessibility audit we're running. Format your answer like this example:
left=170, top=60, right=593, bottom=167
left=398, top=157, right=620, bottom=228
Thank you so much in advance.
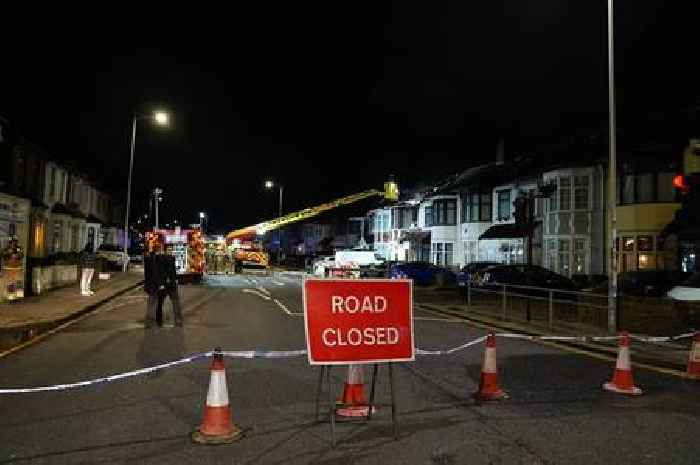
left=336, top=364, right=377, bottom=418
left=473, top=333, right=508, bottom=401
left=192, top=352, right=242, bottom=444
left=603, top=332, right=642, bottom=395
left=687, top=332, right=700, bottom=380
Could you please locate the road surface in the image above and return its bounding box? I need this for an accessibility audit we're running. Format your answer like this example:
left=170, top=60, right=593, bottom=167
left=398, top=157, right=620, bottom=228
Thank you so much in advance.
left=0, top=273, right=697, bottom=464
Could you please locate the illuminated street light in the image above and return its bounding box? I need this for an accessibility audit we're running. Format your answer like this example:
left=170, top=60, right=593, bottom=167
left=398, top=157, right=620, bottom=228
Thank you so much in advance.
left=123, top=109, right=173, bottom=272
left=264, top=179, right=284, bottom=265
left=153, top=111, right=169, bottom=126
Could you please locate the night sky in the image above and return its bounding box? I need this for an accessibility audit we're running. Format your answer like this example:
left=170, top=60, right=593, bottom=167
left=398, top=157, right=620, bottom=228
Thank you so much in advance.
left=2, top=2, right=696, bottom=232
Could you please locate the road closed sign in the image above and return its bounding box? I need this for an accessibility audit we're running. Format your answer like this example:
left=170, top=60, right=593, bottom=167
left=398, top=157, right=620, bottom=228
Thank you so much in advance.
left=303, top=278, right=414, bottom=365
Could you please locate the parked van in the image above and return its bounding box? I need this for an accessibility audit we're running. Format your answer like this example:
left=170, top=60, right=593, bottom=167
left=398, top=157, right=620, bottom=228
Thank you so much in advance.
left=334, top=250, right=384, bottom=267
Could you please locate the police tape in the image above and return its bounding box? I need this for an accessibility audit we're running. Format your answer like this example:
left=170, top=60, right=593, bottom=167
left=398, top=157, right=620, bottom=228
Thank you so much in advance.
left=1, top=331, right=695, bottom=394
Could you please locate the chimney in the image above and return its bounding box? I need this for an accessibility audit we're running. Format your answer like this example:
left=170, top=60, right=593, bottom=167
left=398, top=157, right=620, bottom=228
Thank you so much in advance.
left=496, top=138, right=505, bottom=165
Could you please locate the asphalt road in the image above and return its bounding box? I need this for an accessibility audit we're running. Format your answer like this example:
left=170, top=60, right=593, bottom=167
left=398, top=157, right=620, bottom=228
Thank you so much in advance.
left=0, top=273, right=698, bottom=465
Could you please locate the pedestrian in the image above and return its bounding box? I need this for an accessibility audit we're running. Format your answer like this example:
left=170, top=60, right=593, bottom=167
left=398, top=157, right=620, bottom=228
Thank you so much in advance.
left=143, top=242, right=163, bottom=328
left=155, top=250, right=184, bottom=327
left=79, top=242, right=96, bottom=296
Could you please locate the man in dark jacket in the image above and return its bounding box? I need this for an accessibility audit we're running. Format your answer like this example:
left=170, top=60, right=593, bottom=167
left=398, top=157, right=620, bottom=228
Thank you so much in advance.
left=144, top=241, right=184, bottom=327
left=155, top=253, right=183, bottom=327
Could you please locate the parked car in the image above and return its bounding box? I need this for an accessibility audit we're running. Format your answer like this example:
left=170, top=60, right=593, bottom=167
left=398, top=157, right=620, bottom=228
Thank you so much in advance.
left=311, top=256, right=335, bottom=277
left=97, top=244, right=129, bottom=268
left=618, top=271, right=692, bottom=297
left=667, top=272, right=700, bottom=327
left=472, top=264, right=578, bottom=299
left=387, top=262, right=456, bottom=286
left=456, top=262, right=500, bottom=288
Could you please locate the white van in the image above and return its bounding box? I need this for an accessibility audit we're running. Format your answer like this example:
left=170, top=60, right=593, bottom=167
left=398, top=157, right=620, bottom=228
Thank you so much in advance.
left=334, top=250, right=384, bottom=268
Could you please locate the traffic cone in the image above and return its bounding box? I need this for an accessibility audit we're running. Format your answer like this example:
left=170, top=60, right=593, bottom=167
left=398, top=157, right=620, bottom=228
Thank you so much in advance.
left=687, top=332, right=700, bottom=380
left=603, top=332, right=642, bottom=395
left=191, top=352, right=242, bottom=444
left=473, top=333, right=508, bottom=401
left=336, top=364, right=377, bottom=418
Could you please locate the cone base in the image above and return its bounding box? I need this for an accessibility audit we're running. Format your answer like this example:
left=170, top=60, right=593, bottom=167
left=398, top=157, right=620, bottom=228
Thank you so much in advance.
left=336, top=405, right=378, bottom=418
left=191, top=425, right=243, bottom=445
left=473, top=389, right=508, bottom=401
left=603, top=382, right=642, bottom=396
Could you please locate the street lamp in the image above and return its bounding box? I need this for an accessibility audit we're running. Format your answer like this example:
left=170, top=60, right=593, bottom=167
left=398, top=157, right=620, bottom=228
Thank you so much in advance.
left=607, top=0, right=618, bottom=333
left=264, top=180, right=284, bottom=265
left=123, top=110, right=170, bottom=271
left=153, top=188, right=163, bottom=230
left=199, top=211, right=206, bottom=232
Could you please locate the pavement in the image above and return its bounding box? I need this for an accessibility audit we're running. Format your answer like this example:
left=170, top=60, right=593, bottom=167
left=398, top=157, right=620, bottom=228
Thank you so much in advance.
left=0, top=273, right=698, bottom=464
left=0, top=270, right=144, bottom=353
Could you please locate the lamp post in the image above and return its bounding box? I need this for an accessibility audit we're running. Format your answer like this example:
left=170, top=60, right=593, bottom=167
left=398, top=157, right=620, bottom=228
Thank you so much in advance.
left=123, top=111, right=169, bottom=272
left=607, top=0, right=618, bottom=333
left=153, top=188, right=163, bottom=230
left=199, top=211, right=206, bottom=232
left=264, top=180, right=283, bottom=265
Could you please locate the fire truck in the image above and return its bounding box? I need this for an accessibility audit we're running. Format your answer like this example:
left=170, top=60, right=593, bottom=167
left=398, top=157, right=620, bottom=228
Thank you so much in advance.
left=146, top=227, right=205, bottom=283
left=226, top=178, right=399, bottom=270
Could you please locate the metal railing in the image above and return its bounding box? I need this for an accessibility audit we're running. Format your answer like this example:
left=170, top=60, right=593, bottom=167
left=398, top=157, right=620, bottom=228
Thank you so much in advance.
left=464, top=280, right=610, bottom=331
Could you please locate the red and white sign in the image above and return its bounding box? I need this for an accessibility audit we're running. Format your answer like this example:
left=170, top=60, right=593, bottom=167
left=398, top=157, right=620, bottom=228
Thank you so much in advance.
left=303, top=278, right=414, bottom=365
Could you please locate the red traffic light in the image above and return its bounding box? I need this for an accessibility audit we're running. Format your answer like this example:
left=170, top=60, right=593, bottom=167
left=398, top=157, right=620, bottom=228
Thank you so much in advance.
left=673, top=175, right=688, bottom=190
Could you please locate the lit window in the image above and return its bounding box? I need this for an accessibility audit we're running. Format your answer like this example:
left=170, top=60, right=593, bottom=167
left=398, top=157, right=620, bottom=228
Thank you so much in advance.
left=638, top=253, right=654, bottom=270
left=622, top=237, right=634, bottom=251
left=637, top=235, right=653, bottom=252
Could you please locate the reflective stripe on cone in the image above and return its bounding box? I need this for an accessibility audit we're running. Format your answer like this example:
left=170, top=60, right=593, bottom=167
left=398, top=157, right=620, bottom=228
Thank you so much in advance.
left=473, top=333, right=507, bottom=401
left=603, top=332, right=642, bottom=396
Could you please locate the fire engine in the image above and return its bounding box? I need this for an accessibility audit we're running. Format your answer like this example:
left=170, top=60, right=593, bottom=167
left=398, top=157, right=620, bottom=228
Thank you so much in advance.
left=226, top=178, right=399, bottom=270
left=146, top=227, right=205, bottom=283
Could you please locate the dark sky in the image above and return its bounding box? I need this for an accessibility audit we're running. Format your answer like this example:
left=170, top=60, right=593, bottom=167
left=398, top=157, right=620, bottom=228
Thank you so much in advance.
left=2, top=2, right=697, bottom=232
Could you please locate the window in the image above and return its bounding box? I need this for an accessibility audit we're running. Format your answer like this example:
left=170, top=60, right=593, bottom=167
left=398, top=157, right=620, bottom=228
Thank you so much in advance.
left=619, top=172, right=678, bottom=204
left=637, top=235, right=653, bottom=252
left=559, top=177, right=571, bottom=211
left=463, top=191, right=492, bottom=223
left=431, top=199, right=457, bottom=226
left=469, top=193, right=479, bottom=221
left=497, top=190, right=511, bottom=220
left=424, top=206, right=433, bottom=227
left=558, top=239, right=570, bottom=276
left=574, top=176, right=589, bottom=209
left=657, top=173, right=676, bottom=202
left=638, top=253, right=654, bottom=270
left=432, top=243, right=443, bottom=266
left=480, top=194, right=491, bottom=221
left=573, top=239, right=586, bottom=274
left=636, top=173, right=654, bottom=203
left=53, top=221, right=62, bottom=252
left=50, top=167, right=56, bottom=201
left=622, top=237, right=635, bottom=251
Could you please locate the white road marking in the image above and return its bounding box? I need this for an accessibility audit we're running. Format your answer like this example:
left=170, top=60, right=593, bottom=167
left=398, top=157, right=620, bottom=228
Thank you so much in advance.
left=242, top=288, right=272, bottom=300
left=271, top=280, right=285, bottom=286
left=273, top=298, right=303, bottom=317
left=256, top=286, right=271, bottom=296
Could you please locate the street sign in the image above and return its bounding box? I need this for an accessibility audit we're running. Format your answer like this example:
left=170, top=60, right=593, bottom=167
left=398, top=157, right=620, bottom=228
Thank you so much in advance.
left=303, top=278, right=414, bottom=365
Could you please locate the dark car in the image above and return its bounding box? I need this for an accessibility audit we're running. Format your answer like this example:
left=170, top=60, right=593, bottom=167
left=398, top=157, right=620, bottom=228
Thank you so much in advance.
left=618, top=271, right=692, bottom=297
left=457, top=262, right=500, bottom=288
left=387, top=261, right=456, bottom=286
left=473, top=264, right=578, bottom=298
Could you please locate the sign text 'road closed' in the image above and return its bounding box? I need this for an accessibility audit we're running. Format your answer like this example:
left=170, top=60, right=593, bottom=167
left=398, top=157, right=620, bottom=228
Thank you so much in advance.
left=303, top=279, right=414, bottom=364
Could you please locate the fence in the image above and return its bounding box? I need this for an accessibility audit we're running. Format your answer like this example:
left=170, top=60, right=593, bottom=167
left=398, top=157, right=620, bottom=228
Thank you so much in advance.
left=464, top=281, right=696, bottom=335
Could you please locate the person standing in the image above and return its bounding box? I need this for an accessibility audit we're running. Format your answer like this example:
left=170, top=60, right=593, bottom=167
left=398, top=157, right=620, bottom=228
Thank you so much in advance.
left=79, top=242, right=96, bottom=296
left=143, top=244, right=163, bottom=328
left=156, top=251, right=183, bottom=327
